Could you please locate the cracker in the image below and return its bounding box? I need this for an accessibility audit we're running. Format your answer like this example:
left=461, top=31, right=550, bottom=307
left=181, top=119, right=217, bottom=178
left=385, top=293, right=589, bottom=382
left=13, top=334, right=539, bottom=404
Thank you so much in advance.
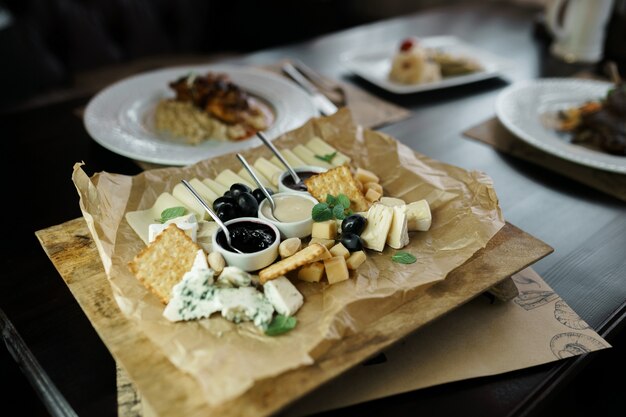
left=304, top=165, right=370, bottom=212
left=259, top=243, right=326, bottom=283
left=128, top=224, right=201, bottom=304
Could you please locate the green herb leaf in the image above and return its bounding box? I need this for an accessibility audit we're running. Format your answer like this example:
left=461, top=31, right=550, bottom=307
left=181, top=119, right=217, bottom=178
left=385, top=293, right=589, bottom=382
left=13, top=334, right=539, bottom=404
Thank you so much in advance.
left=345, top=209, right=354, bottom=216
left=326, top=194, right=337, bottom=205
left=392, top=252, right=417, bottom=264
left=333, top=204, right=346, bottom=220
left=337, top=194, right=351, bottom=209
left=315, top=152, right=337, bottom=163
left=160, top=206, right=187, bottom=223
left=265, top=315, right=297, bottom=336
left=312, top=203, right=333, bottom=222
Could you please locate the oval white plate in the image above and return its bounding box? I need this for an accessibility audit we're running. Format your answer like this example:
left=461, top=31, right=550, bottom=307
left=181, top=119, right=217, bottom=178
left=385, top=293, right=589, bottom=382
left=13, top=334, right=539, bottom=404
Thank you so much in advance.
left=84, top=64, right=319, bottom=166
left=495, top=78, right=625, bottom=174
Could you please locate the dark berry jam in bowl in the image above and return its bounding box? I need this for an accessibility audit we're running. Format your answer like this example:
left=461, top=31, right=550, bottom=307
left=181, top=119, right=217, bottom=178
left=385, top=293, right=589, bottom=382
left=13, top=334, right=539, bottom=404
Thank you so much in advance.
left=278, top=165, right=328, bottom=194
left=212, top=217, right=280, bottom=271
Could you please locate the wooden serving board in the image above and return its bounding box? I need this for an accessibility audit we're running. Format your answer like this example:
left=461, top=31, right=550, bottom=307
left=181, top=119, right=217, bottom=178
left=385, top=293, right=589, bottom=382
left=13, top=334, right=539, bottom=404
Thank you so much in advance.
left=36, top=218, right=552, bottom=417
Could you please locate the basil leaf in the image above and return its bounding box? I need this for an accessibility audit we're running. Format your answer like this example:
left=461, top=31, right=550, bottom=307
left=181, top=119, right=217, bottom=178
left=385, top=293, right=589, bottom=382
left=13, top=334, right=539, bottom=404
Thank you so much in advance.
left=265, top=315, right=297, bottom=336
left=333, top=204, right=346, bottom=220
left=326, top=194, right=337, bottom=206
left=160, top=206, right=187, bottom=223
left=392, top=252, right=417, bottom=264
left=315, top=152, right=337, bottom=163
left=312, top=203, right=333, bottom=222
left=337, top=194, right=351, bottom=209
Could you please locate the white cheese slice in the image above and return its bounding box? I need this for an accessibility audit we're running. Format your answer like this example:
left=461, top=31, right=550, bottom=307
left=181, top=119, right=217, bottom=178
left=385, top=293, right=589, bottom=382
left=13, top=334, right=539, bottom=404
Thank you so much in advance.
left=237, top=167, right=275, bottom=192
left=292, top=144, right=333, bottom=169
left=270, top=149, right=307, bottom=169
left=172, top=183, right=209, bottom=221
left=263, top=276, right=304, bottom=316
left=189, top=178, right=219, bottom=205
left=197, top=221, right=219, bottom=253
left=406, top=199, right=432, bottom=231
left=254, top=157, right=284, bottom=186
left=360, top=203, right=394, bottom=252
left=215, top=169, right=255, bottom=190
left=305, top=136, right=351, bottom=166
left=379, top=197, right=406, bottom=207
left=148, top=213, right=199, bottom=243
left=201, top=178, right=229, bottom=196
left=217, top=266, right=252, bottom=287
left=386, top=205, right=410, bottom=249
left=125, top=192, right=188, bottom=245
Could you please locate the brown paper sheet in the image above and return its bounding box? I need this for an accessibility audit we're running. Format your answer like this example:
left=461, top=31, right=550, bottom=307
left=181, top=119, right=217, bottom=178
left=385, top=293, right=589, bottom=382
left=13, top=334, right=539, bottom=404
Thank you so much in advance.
left=72, top=108, right=504, bottom=407
left=463, top=117, right=626, bottom=202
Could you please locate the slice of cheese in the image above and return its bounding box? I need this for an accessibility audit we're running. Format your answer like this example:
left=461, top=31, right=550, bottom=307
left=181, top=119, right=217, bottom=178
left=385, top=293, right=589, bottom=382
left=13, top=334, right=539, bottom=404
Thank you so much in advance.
left=263, top=276, right=304, bottom=316
left=189, top=178, right=219, bottom=205
left=329, top=242, right=350, bottom=259
left=292, top=144, right=333, bottom=169
left=172, top=183, right=209, bottom=220
left=360, top=203, right=394, bottom=252
left=148, top=213, right=198, bottom=243
left=270, top=149, right=307, bottom=169
left=354, top=167, right=379, bottom=184
left=311, top=220, right=337, bottom=240
left=297, top=262, right=325, bottom=282
left=346, top=251, right=366, bottom=270
left=215, top=169, right=255, bottom=190
left=379, top=197, right=406, bottom=207
left=201, top=178, right=229, bottom=196
left=324, top=256, right=350, bottom=285
left=237, top=167, right=275, bottom=192
left=196, top=221, right=219, bottom=253
left=305, top=136, right=351, bottom=166
left=386, top=205, right=409, bottom=249
left=254, top=157, right=284, bottom=186
left=406, top=199, right=432, bottom=231
left=125, top=192, right=188, bottom=245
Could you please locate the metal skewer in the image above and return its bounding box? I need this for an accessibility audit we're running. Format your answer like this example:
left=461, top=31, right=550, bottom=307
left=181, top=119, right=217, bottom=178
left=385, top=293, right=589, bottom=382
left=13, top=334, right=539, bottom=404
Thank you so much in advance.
left=256, top=131, right=303, bottom=187
left=236, top=153, right=278, bottom=220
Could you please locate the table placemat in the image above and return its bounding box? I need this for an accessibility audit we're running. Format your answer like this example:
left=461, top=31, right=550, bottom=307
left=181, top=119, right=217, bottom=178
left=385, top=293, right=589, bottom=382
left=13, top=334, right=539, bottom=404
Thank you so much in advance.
left=463, top=117, right=626, bottom=202
left=116, top=267, right=608, bottom=417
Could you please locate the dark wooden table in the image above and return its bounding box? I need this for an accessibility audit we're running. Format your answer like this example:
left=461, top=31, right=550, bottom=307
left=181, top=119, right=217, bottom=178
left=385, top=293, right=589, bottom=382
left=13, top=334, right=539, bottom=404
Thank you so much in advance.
left=2, top=2, right=625, bottom=417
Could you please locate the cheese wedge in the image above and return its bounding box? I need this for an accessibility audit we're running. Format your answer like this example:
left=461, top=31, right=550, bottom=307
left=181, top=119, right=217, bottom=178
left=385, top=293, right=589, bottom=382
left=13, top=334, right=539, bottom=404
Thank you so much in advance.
left=201, top=178, right=229, bottom=196
left=125, top=192, right=188, bottom=245
left=360, top=203, right=394, bottom=252
left=254, top=157, right=284, bottom=186
left=172, top=183, right=209, bottom=220
left=270, top=149, right=307, bottom=169
left=189, top=178, right=219, bottom=205
left=379, top=197, right=406, bottom=207
left=215, top=169, right=255, bottom=190
left=305, top=136, right=351, bottom=166
left=292, top=144, right=333, bottom=169
left=386, top=205, right=409, bottom=249
left=406, top=199, right=432, bottom=231
left=237, top=167, right=275, bottom=192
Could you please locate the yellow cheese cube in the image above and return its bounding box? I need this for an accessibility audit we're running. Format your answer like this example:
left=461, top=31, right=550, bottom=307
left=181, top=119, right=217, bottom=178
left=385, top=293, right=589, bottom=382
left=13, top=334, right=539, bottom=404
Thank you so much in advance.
left=365, top=187, right=382, bottom=203
left=329, top=242, right=350, bottom=259
left=355, top=167, right=379, bottom=184
left=297, top=261, right=325, bottom=282
left=324, top=256, right=350, bottom=285
left=346, top=251, right=367, bottom=270
left=364, top=182, right=383, bottom=196
left=308, top=237, right=336, bottom=249
left=311, top=220, right=337, bottom=240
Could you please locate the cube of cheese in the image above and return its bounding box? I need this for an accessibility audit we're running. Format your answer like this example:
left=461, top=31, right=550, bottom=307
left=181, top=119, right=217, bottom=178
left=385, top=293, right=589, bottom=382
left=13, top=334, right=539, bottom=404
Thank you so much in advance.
left=346, top=251, right=366, bottom=270
left=311, top=220, right=337, bottom=240
left=360, top=203, right=394, bottom=252
left=379, top=197, right=406, bottom=207
left=263, top=276, right=303, bottom=316
left=386, top=205, right=409, bottom=249
left=308, top=237, right=335, bottom=250
left=354, top=167, right=379, bottom=185
left=407, top=199, right=432, bottom=231
left=365, top=187, right=382, bottom=203
left=297, top=262, right=325, bottom=282
left=324, top=256, right=350, bottom=285
left=364, top=182, right=383, bottom=196
left=329, top=242, right=350, bottom=259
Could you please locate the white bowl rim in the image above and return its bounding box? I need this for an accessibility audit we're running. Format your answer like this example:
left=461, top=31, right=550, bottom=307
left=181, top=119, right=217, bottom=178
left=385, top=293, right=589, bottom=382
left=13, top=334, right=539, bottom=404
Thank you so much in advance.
left=211, top=216, right=280, bottom=256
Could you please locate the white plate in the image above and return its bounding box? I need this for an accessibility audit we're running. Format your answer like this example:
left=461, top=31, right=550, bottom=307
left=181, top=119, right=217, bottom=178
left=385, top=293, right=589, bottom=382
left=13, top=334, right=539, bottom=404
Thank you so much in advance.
left=495, top=78, right=625, bottom=174
left=339, top=36, right=510, bottom=94
left=84, top=64, right=319, bottom=166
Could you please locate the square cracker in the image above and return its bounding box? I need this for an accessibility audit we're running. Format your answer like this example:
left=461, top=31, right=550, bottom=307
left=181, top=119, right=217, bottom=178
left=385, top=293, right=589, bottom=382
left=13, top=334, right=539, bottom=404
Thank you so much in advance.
left=128, top=224, right=202, bottom=304
left=304, top=165, right=370, bottom=212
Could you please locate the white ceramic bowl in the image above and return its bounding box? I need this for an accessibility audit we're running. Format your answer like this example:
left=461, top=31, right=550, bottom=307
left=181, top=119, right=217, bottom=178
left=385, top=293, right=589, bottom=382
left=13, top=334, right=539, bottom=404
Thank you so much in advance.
left=277, top=165, right=328, bottom=195
left=212, top=217, right=280, bottom=272
left=258, top=192, right=318, bottom=239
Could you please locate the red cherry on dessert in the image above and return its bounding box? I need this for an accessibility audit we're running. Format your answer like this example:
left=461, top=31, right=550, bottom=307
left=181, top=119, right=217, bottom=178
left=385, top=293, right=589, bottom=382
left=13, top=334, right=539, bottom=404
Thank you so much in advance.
left=399, top=38, right=415, bottom=52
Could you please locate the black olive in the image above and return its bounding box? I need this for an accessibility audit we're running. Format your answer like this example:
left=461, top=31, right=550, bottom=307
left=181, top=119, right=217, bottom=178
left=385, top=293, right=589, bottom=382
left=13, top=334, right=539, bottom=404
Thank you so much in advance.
left=223, top=190, right=233, bottom=198
left=216, top=202, right=238, bottom=222
left=213, top=196, right=236, bottom=212
left=230, top=183, right=252, bottom=199
left=341, top=233, right=363, bottom=252
left=341, top=214, right=367, bottom=236
left=252, top=187, right=274, bottom=204
left=237, top=192, right=259, bottom=217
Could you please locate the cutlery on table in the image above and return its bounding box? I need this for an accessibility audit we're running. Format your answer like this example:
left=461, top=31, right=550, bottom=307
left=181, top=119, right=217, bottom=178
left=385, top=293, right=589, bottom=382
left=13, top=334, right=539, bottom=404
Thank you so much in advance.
left=281, top=62, right=339, bottom=116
